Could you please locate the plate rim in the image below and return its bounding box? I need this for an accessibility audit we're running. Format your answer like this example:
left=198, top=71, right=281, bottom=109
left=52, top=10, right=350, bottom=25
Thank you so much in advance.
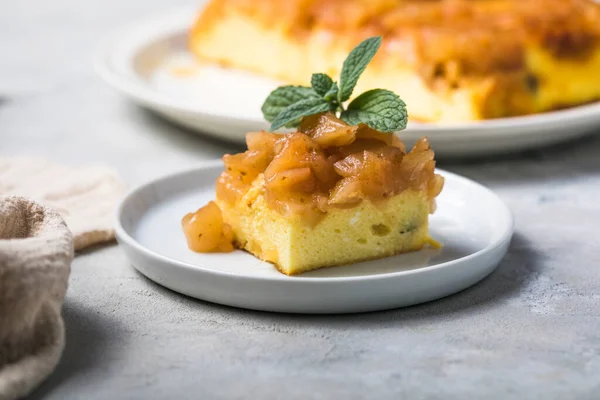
left=94, top=6, right=600, bottom=136
left=115, top=159, right=515, bottom=284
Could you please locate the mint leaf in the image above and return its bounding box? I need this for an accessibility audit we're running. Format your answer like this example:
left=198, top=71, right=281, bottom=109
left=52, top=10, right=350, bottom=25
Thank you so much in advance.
left=311, top=73, right=338, bottom=102
left=261, top=86, right=319, bottom=122
left=338, top=37, right=382, bottom=103
left=311, top=73, right=334, bottom=97
left=323, top=82, right=339, bottom=102
left=270, top=97, right=334, bottom=131
left=340, top=89, right=407, bottom=132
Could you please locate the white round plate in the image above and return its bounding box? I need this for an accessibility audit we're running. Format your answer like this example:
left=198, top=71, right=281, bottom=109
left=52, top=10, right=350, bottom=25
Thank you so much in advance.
left=95, top=6, right=600, bottom=157
left=115, top=160, right=514, bottom=314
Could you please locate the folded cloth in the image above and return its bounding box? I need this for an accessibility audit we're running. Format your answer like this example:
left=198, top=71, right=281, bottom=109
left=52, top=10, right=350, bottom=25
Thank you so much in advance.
left=0, top=157, right=126, bottom=250
left=0, top=196, right=73, bottom=400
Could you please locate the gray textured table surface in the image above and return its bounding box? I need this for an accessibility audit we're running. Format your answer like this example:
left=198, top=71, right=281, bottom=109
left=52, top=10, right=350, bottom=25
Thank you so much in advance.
left=2, top=1, right=600, bottom=399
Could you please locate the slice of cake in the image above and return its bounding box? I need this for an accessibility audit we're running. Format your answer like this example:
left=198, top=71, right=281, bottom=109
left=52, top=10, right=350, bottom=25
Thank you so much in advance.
left=182, top=35, right=442, bottom=275
left=189, top=0, right=600, bottom=122
left=182, top=113, right=443, bottom=275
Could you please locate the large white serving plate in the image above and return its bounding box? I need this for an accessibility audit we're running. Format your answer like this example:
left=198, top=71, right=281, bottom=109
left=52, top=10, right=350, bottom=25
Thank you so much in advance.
left=115, top=160, right=514, bottom=314
left=95, top=7, right=600, bottom=157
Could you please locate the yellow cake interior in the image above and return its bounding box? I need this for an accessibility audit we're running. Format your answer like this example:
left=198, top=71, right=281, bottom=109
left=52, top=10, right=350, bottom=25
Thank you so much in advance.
left=217, top=175, right=436, bottom=275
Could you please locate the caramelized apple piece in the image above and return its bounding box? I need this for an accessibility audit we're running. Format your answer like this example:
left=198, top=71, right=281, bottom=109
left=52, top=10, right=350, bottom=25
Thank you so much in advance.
left=329, top=177, right=363, bottom=206
left=333, top=152, right=364, bottom=177
left=266, top=167, right=316, bottom=193
left=391, top=135, right=406, bottom=152
left=413, top=137, right=431, bottom=152
left=308, top=151, right=339, bottom=188
left=299, top=112, right=357, bottom=148
left=373, top=145, right=404, bottom=164
left=182, top=201, right=234, bottom=252
left=223, top=150, right=271, bottom=185
left=216, top=132, right=279, bottom=206
left=355, top=124, right=395, bottom=146
left=246, top=131, right=278, bottom=156
left=428, top=174, right=445, bottom=198
left=330, top=138, right=388, bottom=159
left=334, top=150, right=397, bottom=198
left=264, top=133, right=317, bottom=179
left=402, top=138, right=436, bottom=190
left=334, top=147, right=402, bottom=177
left=215, top=172, right=247, bottom=205
left=357, top=151, right=398, bottom=198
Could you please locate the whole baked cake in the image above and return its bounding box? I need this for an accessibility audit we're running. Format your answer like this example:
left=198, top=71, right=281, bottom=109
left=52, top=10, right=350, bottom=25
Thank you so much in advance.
left=190, top=0, right=600, bottom=122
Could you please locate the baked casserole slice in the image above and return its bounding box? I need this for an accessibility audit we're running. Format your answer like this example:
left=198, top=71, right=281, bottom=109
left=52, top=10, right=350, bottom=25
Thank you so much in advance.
left=182, top=113, right=443, bottom=275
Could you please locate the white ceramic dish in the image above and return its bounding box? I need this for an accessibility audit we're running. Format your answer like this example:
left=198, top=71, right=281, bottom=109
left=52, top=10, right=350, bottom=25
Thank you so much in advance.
left=95, top=7, right=600, bottom=157
left=115, top=160, right=514, bottom=314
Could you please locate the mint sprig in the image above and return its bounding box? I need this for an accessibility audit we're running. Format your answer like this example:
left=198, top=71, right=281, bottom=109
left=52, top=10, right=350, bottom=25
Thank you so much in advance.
left=269, top=97, right=334, bottom=130
left=262, top=36, right=407, bottom=133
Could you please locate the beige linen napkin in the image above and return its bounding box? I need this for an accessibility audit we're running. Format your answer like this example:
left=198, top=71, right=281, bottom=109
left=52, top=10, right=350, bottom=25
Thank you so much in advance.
left=0, top=157, right=126, bottom=400
left=0, top=157, right=126, bottom=250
